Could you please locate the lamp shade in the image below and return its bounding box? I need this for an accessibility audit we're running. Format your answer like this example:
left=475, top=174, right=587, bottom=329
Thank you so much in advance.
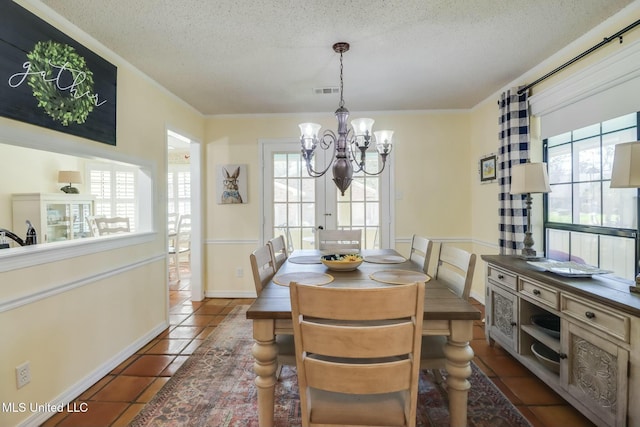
left=510, top=162, right=551, bottom=195
left=58, top=170, right=82, bottom=184
left=610, top=141, right=640, bottom=188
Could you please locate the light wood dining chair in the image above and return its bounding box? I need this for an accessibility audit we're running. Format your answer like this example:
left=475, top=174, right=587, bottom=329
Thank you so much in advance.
left=267, top=235, right=288, bottom=270
left=420, top=244, right=476, bottom=382
left=289, top=281, right=425, bottom=427
left=409, top=234, right=433, bottom=274
left=249, top=244, right=295, bottom=377
left=94, top=216, right=131, bottom=235
left=317, top=229, right=361, bottom=253
left=168, top=214, right=191, bottom=281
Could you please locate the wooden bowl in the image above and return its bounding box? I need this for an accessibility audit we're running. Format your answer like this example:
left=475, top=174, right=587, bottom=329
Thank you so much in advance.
left=320, top=254, right=363, bottom=271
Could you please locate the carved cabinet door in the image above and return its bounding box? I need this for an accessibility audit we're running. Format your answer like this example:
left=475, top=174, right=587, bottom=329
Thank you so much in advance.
left=561, top=321, right=628, bottom=427
left=487, top=284, right=518, bottom=351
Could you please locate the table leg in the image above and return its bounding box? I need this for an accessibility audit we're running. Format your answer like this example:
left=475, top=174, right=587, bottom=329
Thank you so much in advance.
left=444, top=320, right=475, bottom=427
left=252, top=319, right=278, bottom=427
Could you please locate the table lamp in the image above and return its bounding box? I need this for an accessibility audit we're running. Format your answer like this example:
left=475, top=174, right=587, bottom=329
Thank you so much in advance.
left=610, top=141, right=640, bottom=293
left=510, top=161, right=551, bottom=259
left=58, top=170, right=82, bottom=194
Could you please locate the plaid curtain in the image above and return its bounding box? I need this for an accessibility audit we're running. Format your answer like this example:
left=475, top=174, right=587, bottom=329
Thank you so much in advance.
left=498, top=87, right=530, bottom=255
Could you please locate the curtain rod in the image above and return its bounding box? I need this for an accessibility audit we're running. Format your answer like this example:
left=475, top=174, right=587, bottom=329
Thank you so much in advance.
left=517, top=18, right=640, bottom=95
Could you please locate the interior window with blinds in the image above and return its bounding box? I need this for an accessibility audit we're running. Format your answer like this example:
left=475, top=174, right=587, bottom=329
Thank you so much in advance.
left=88, top=163, right=138, bottom=231
left=543, top=112, right=639, bottom=280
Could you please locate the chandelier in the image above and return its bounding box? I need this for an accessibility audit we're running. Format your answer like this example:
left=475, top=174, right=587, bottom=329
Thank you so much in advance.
left=298, top=42, right=393, bottom=196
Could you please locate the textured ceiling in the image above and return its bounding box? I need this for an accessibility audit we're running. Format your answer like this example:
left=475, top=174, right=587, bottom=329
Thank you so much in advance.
left=39, top=0, right=636, bottom=115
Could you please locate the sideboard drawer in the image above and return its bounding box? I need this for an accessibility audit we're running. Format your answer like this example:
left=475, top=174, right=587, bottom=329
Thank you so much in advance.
left=561, top=294, right=630, bottom=343
left=519, top=277, right=559, bottom=310
left=487, top=264, right=517, bottom=291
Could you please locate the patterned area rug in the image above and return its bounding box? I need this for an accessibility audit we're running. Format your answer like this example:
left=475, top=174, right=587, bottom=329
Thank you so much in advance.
left=131, top=306, right=532, bottom=427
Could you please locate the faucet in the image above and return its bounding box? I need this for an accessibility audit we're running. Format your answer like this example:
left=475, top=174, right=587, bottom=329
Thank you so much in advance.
left=0, top=220, right=38, bottom=247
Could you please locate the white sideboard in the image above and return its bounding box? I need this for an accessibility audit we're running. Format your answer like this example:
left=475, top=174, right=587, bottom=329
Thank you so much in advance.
left=482, top=255, right=640, bottom=427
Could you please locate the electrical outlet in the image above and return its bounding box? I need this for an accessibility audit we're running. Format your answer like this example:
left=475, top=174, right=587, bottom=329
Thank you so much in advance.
left=236, top=267, right=243, bottom=278
left=16, top=361, right=31, bottom=389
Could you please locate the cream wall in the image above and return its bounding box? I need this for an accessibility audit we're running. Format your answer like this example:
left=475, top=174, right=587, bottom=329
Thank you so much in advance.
left=204, top=111, right=473, bottom=297
left=0, top=2, right=204, bottom=426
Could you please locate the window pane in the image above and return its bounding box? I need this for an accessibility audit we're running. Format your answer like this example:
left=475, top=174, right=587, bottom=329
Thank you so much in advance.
left=605, top=184, right=638, bottom=229
left=547, top=132, right=571, bottom=147
left=573, top=123, right=600, bottom=140
left=602, top=128, right=637, bottom=180
left=602, top=112, right=636, bottom=133
left=548, top=145, right=571, bottom=184
left=574, top=137, right=600, bottom=182
left=600, top=235, right=635, bottom=280
left=570, top=232, right=598, bottom=266
left=546, top=229, right=569, bottom=260
left=574, top=182, right=601, bottom=226
left=547, top=184, right=572, bottom=223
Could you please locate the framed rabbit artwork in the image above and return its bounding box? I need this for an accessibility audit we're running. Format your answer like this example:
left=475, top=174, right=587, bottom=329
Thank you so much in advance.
left=217, top=164, right=248, bottom=204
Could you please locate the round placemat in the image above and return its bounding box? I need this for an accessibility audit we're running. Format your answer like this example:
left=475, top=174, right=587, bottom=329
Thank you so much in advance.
left=370, top=270, right=430, bottom=285
left=364, top=255, right=407, bottom=264
left=287, top=256, right=322, bottom=264
left=273, top=272, right=334, bottom=286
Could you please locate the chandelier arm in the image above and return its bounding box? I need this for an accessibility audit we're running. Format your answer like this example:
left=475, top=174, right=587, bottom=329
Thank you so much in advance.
left=304, top=132, right=337, bottom=177
left=360, top=155, right=389, bottom=176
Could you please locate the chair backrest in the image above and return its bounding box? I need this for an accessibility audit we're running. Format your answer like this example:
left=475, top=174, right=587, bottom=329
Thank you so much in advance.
left=250, top=244, right=277, bottom=295
left=409, top=234, right=433, bottom=274
left=168, top=212, right=179, bottom=234
left=435, top=244, right=476, bottom=300
left=95, top=217, right=131, bottom=235
left=174, top=214, right=191, bottom=249
left=86, top=215, right=104, bottom=237
left=267, top=235, right=288, bottom=270
left=317, top=229, right=362, bottom=252
left=290, top=281, right=425, bottom=427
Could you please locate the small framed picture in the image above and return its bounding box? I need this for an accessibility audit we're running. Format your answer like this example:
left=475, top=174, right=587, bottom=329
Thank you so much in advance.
left=217, top=164, right=248, bottom=204
left=480, top=155, right=497, bottom=182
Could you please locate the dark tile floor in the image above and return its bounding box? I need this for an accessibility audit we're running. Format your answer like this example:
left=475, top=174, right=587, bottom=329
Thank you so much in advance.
left=41, top=268, right=595, bottom=427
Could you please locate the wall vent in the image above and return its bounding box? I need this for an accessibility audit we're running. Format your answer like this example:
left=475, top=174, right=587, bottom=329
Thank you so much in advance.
left=314, top=87, right=339, bottom=95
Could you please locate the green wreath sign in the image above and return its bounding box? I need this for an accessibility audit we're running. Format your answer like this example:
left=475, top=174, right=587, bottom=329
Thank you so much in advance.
left=26, top=41, right=96, bottom=126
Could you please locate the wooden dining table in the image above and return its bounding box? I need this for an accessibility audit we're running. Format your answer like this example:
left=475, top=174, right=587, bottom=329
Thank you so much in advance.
left=246, top=248, right=482, bottom=427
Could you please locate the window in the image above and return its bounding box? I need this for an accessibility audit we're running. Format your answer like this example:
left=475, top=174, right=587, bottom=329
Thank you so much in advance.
left=544, top=112, right=639, bottom=280
left=88, top=162, right=138, bottom=231
left=168, top=165, right=191, bottom=216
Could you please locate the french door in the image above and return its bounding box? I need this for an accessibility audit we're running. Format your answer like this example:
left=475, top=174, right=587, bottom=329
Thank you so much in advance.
left=261, top=140, right=392, bottom=250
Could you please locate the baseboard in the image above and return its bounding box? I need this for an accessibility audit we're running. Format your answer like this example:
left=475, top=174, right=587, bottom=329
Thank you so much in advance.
left=17, top=320, right=168, bottom=427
